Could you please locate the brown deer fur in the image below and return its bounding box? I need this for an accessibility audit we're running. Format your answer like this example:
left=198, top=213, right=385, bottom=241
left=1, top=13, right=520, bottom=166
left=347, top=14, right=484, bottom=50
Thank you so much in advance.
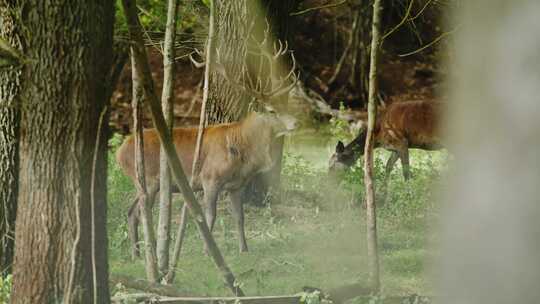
left=117, top=112, right=295, bottom=253
left=329, top=100, right=442, bottom=180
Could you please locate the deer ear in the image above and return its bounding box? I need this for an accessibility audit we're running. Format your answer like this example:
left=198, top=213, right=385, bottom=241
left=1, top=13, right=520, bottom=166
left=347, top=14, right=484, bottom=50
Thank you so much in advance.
left=336, top=141, right=345, bottom=153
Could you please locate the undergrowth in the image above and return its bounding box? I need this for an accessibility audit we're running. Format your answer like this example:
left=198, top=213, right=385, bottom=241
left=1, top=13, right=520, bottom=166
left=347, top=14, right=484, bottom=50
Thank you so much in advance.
left=107, top=131, right=445, bottom=298
left=0, top=274, right=12, bottom=303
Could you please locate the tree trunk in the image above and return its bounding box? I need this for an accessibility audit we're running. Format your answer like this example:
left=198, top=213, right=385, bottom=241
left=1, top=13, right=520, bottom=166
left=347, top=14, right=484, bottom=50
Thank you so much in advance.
left=206, top=0, right=253, bottom=124
left=0, top=4, right=21, bottom=276
left=207, top=0, right=298, bottom=119
left=165, top=0, right=216, bottom=284
left=131, top=54, right=160, bottom=283
left=10, top=0, right=114, bottom=302
left=121, top=0, right=243, bottom=296
left=209, top=0, right=298, bottom=206
left=157, top=0, right=181, bottom=276
left=363, top=0, right=383, bottom=293
left=353, top=4, right=372, bottom=104
left=441, top=1, right=540, bottom=302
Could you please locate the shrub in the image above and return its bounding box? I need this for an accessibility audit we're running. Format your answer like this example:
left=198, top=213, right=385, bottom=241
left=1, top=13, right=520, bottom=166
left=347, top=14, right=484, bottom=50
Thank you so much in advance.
left=0, top=274, right=12, bottom=303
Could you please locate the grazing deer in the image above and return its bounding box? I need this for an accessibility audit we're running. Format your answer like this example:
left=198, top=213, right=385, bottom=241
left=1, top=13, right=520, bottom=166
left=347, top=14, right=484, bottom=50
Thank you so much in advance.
left=329, top=100, right=442, bottom=182
left=117, top=109, right=297, bottom=253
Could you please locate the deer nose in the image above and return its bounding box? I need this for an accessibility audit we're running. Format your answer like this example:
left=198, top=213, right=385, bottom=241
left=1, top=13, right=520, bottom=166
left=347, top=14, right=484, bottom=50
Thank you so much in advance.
left=291, top=120, right=300, bottom=130
left=329, top=162, right=348, bottom=172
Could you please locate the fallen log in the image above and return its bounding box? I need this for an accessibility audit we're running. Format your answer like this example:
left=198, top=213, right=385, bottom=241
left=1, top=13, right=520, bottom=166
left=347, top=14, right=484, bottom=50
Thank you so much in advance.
left=110, top=274, right=189, bottom=298
left=149, top=295, right=301, bottom=304
left=305, top=284, right=432, bottom=304
left=111, top=293, right=158, bottom=303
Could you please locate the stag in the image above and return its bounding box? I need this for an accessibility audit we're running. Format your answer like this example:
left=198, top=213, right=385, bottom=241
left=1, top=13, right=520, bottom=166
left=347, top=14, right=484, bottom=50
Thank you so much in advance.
left=122, top=32, right=298, bottom=254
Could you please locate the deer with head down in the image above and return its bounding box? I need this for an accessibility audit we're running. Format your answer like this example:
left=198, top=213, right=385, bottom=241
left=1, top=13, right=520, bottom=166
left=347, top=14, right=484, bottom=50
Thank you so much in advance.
left=119, top=35, right=298, bottom=254
left=329, top=100, right=443, bottom=183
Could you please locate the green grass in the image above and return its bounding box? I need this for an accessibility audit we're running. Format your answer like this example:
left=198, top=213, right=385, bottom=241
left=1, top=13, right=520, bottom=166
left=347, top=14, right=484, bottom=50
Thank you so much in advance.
left=107, top=132, right=444, bottom=298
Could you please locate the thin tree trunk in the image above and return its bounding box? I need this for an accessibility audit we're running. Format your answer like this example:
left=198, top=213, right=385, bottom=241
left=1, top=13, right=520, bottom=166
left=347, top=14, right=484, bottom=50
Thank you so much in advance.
left=0, top=4, right=21, bottom=276
left=363, top=0, right=383, bottom=293
left=328, top=8, right=360, bottom=86
left=121, top=0, right=244, bottom=296
left=163, top=201, right=188, bottom=284
left=10, top=0, right=114, bottom=302
left=157, top=0, right=181, bottom=276
left=165, top=0, right=216, bottom=284
left=131, top=54, right=159, bottom=283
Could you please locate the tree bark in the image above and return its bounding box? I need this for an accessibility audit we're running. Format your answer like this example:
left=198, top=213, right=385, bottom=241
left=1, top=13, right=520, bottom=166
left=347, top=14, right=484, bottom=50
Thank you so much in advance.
left=10, top=0, right=114, bottom=302
left=121, top=0, right=243, bottom=296
left=0, top=3, right=21, bottom=276
left=209, top=0, right=297, bottom=206
left=363, top=0, right=383, bottom=293
left=206, top=0, right=253, bottom=124
left=157, top=0, right=181, bottom=276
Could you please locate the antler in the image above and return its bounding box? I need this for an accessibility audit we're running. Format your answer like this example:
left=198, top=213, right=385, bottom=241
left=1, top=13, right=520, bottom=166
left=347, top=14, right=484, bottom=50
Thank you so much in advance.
left=214, top=20, right=298, bottom=103
left=189, top=48, right=205, bottom=68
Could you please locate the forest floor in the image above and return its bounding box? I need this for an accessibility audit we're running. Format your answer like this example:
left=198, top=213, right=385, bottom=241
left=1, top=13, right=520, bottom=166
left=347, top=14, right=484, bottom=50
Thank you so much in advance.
left=107, top=129, right=447, bottom=300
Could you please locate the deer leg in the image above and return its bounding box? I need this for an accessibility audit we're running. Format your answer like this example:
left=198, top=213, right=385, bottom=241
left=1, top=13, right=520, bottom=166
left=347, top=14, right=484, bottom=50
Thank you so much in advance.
left=397, top=147, right=411, bottom=180
left=203, top=182, right=220, bottom=232
left=230, top=188, right=248, bottom=253
left=127, top=195, right=141, bottom=259
left=381, top=151, right=400, bottom=204
left=385, top=151, right=400, bottom=179
left=201, top=182, right=220, bottom=255
left=127, top=183, right=160, bottom=259
left=147, top=183, right=160, bottom=211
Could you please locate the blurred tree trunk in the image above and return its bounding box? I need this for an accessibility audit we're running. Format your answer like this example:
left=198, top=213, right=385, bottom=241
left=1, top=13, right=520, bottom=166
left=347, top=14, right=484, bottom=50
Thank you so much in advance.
left=10, top=0, right=114, bottom=302
left=208, top=0, right=299, bottom=205
left=364, top=0, right=383, bottom=293
left=0, top=3, right=21, bottom=276
left=157, top=0, right=181, bottom=276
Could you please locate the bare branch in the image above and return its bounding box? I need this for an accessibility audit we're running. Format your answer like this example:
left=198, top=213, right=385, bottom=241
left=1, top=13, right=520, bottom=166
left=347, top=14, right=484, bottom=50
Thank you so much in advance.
left=410, top=0, right=434, bottom=21
left=398, top=26, right=458, bottom=57
left=290, top=0, right=349, bottom=16
left=380, top=0, right=415, bottom=45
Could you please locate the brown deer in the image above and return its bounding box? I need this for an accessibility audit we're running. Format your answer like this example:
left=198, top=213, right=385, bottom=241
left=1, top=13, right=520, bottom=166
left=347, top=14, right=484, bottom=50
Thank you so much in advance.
left=117, top=110, right=297, bottom=253
left=328, top=100, right=442, bottom=181
left=119, top=28, right=299, bottom=254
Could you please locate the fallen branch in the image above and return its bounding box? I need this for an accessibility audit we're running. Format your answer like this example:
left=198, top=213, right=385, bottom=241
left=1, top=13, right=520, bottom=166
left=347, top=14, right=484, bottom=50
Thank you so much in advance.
left=150, top=295, right=301, bottom=304
left=111, top=293, right=158, bottom=304
left=110, top=274, right=188, bottom=298
left=292, top=82, right=364, bottom=123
